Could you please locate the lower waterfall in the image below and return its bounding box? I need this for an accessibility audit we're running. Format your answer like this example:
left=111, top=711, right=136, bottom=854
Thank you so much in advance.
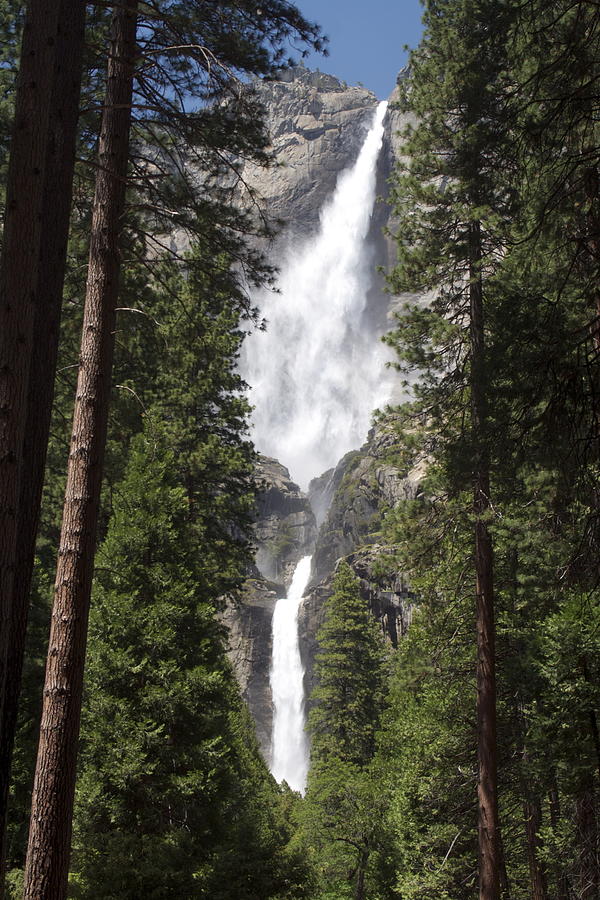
left=269, top=556, right=312, bottom=793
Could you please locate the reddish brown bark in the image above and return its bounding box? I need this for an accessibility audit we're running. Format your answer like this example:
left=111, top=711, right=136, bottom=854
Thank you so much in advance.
left=549, top=784, right=570, bottom=900
left=0, top=0, right=62, bottom=757
left=524, top=798, right=548, bottom=900
left=23, top=3, right=138, bottom=896
left=0, top=0, right=85, bottom=884
left=576, top=784, right=599, bottom=900
left=470, top=221, right=501, bottom=900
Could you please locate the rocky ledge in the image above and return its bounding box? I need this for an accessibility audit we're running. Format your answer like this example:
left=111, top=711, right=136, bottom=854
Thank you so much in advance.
left=240, top=67, right=379, bottom=235
left=254, top=455, right=317, bottom=589
left=220, top=456, right=316, bottom=758
left=299, top=422, right=425, bottom=698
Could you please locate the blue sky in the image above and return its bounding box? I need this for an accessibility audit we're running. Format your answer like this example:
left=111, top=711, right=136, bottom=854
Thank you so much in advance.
left=294, top=0, right=425, bottom=99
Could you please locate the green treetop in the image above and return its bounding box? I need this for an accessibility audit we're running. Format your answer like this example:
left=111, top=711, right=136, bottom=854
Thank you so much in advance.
left=308, top=563, right=386, bottom=768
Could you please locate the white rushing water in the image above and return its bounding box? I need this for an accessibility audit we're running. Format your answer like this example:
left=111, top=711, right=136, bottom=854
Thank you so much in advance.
left=258, top=101, right=391, bottom=792
left=242, top=100, right=392, bottom=490
left=269, top=556, right=312, bottom=792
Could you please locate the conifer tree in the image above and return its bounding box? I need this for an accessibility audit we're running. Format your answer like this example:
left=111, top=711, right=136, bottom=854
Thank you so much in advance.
left=304, top=563, right=387, bottom=900
left=498, top=5, right=600, bottom=891
left=22, top=1, right=325, bottom=890
left=387, top=2, right=518, bottom=892
left=375, top=525, right=479, bottom=898
left=0, top=1, right=61, bottom=661
left=22, top=3, right=138, bottom=895
left=68, top=248, right=310, bottom=897
left=309, top=563, right=386, bottom=767
left=0, top=0, right=86, bottom=882
left=384, top=1, right=600, bottom=893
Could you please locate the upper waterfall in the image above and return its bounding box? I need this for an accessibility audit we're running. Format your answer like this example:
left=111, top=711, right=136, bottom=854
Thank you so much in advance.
left=242, top=101, right=392, bottom=489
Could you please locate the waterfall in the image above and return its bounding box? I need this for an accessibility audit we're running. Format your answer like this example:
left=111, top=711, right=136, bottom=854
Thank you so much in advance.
left=249, top=100, right=391, bottom=793
left=269, top=556, right=312, bottom=792
left=242, top=100, right=391, bottom=490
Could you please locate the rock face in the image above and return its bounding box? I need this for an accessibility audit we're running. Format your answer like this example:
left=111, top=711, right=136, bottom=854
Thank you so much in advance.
left=309, top=425, right=422, bottom=586
left=221, top=457, right=316, bottom=758
left=299, top=424, right=424, bottom=698
left=237, top=66, right=415, bottom=337
left=254, top=456, right=317, bottom=588
left=298, top=545, right=415, bottom=706
left=240, top=67, right=380, bottom=236
left=223, top=425, right=422, bottom=758
left=219, top=573, right=278, bottom=757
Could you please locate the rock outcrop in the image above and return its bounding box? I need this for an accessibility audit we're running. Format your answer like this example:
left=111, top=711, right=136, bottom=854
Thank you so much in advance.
left=221, top=457, right=316, bottom=758
left=240, top=67, right=379, bottom=235
left=237, top=66, right=415, bottom=336
left=299, top=423, right=424, bottom=697
left=219, top=573, right=279, bottom=757
left=309, top=424, right=422, bottom=586
left=254, top=455, right=317, bottom=589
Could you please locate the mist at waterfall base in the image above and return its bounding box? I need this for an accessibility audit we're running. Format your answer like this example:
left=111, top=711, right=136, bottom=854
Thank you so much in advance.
left=269, top=556, right=313, bottom=793
left=242, top=101, right=392, bottom=491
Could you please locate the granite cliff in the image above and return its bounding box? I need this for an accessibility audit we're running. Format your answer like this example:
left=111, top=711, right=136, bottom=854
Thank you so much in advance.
left=221, top=457, right=316, bottom=756
left=219, top=66, right=420, bottom=761
left=240, top=67, right=380, bottom=234
left=299, top=424, right=427, bottom=700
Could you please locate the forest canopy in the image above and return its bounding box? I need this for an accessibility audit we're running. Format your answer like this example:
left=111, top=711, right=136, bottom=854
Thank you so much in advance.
left=1, top=0, right=600, bottom=899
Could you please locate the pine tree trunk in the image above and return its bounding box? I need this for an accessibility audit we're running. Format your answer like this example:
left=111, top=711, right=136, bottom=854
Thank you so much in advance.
left=0, top=0, right=62, bottom=776
left=581, top=656, right=600, bottom=782
left=583, top=164, right=600, bottom=351
left=576, top=784, right=599, bottom=900
left=0, top=0, right=85, bottom=885
left=354, top=849, right=369, bottom=900
left=469, top=221, right=501, bottom=900
left=22, top=3, right=138, bottom=896
left=524, top=798, right=548, bottom=900
left=549, top=784, right=570, bottom=900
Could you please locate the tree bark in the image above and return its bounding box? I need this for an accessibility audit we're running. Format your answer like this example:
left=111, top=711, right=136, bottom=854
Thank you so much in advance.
left=524, top=798, right=548, bottom=900
left=23, top=3, right=138, bottom=896
left=583, top=164, right=600, bottom=352
left=0, top=0, right=62, bottom=771
left=470, top=220, right=501, bottom=900
left=576, top=784, right=599, bottom=900
left=549, top=784, right=570, bottom=900
left=354, top=849, right=369, bottom=900
left=0, top=0, right=85, bottom=886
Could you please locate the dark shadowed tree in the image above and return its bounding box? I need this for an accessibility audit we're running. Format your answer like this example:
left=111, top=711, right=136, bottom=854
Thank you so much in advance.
left=0, top=1, right=86, bottom=885
left=386, top=1, right=519, bottom=893
left=22, top=3, right=139, bottom=896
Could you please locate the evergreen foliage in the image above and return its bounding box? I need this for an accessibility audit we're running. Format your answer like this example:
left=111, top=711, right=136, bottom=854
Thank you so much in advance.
left=303, top=563, right=388, bottom=900
left=0, top=0, right=21, bottom=193
left=309, top=563, right=386, bottom=767
left=377, top=0, right=600, bottom=896
left=3, top=0, right=600, bottom=896
left=1, top=0, right=326, bottom=891
left=71, top=432, right=308, bottom=898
